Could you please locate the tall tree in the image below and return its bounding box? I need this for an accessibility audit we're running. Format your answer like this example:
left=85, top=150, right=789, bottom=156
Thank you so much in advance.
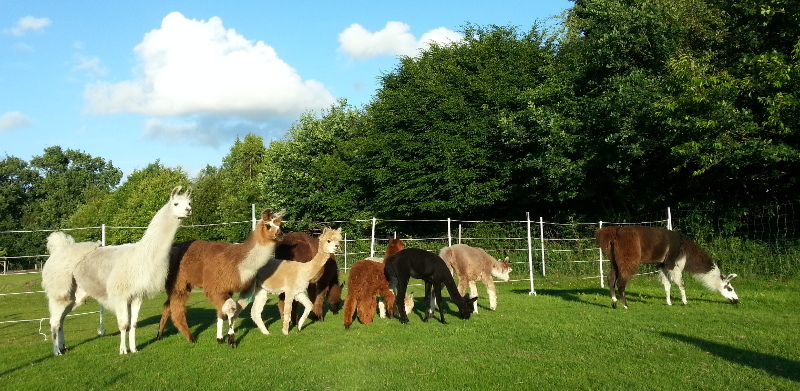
left=24, top=146, right=121, bottom=229
left=359, top=25, right=555, bottom=220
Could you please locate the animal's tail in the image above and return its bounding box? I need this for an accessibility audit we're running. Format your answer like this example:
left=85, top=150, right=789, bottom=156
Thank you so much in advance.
left=42, top=232, right=101, bottom=294
left=595, top=226, right=620, bottom=272
left=46, top=231, right=76, bottom=254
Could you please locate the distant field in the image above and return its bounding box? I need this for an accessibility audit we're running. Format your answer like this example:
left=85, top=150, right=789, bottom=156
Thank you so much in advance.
left=1, top=272, right=797, bottom=390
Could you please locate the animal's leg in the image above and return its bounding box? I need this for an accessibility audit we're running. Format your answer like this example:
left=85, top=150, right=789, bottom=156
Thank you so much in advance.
left=394, top=277, right=411, bottom=324
left=167, top=289, right=196, bottom=342
left=308, top=285, right=326, bottom=321
left=377, top=297, right=387, bottom=318
left=468, top=280, right=480, bottom=313
left=617, top=274, right=630, bottom=310
left=117, top=301, right=131, bottom=354
left=221, top=298, right=238, bottom=347
left=47, top=295, right=75, bottom=355
left=250, top=288, right=271, bottom=335
left=672, top=267, right=687, bottom=305
left=294, top=292, right=314, bottom=332
left=157, top=300, right=171, bottom=340
left=281, top=295, right=296, bottom=335
left=607, top=264, right=619, bottom=309
left=343, top=295, right=357, bottom=330
left=483, top=278, right=498, bottom=311
left=359, top=298, right=377, bottom=324
left=432, top=283, right=447, bottom=324
left=423, top=282, right=434, bottom=322
left=378, top=287, right=396, bottom=319
left=128, top=297, right=143, bottom=353
left=657, top=265, right=673, bottom=306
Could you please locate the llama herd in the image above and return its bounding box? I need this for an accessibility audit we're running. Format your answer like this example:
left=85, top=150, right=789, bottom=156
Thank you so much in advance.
left=41, top=186, right=740, bottom=356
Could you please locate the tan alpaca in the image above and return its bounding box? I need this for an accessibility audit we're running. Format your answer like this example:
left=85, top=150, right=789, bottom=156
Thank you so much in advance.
left=248, top=227, right=342, bottom=335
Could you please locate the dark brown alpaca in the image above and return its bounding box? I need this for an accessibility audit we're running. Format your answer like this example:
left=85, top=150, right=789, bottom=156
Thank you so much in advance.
left=343, top=237, right=405, bottom=330
left=275, top=232, right=342, bottom=322
left=156, top=209, right=284, bottom=347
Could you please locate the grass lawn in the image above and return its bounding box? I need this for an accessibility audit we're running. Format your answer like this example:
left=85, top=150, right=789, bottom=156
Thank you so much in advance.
left=0, top=272, right=797, bottom=390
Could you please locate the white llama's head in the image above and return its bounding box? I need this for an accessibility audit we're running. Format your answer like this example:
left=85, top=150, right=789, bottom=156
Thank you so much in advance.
left=492, top=256, right=512, bottom=281
left=169, top=186, right=193, bottom=219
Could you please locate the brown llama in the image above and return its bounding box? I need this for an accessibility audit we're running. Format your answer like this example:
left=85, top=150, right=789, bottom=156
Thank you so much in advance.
left=248, top=227, right=342, bottom=335
left=343, top=237, right=410, bottom=329
left=439, top=244, right=512, bottom=313
left=596, top=225, right=739, bottom=309
left=274, top=232, right=342, bottom=322
left=156, top=209, right=284, bottom=347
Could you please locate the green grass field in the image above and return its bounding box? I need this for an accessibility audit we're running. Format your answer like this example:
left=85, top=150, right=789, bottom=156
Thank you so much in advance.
left=1, top=272, right=797, bottom=391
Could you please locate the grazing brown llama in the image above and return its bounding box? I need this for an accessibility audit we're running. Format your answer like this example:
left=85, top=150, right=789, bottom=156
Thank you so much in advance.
left=248, top=227, right=342, bottom=335
left=595, top=225, right=739, bottom=309
left=156, top=209, right=284, bottom=347
left=341, top=237, right=405, bottom=330
left=274, top=232, right=342, bottom=322
left=439, top=244, right=512, bottom=313
left=384, top=248, right=477, bottom=324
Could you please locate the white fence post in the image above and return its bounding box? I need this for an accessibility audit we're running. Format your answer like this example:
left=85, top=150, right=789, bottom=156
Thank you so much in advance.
left=458, top=223, right=462, bottom=244
left=251, top=204, right=256, bottom=231
left=369, top=217, right=377, bottom=258
left=343, top=232, right=348, bottom=271
left=526, top=212, right=536, bottom=295
left=598, top=221, right=605, bottom=288
left=539, top=216, right=546, bottom=276
left=447, top=218, right=452, bottom=248
left=667, top=207, right=673, bottom=230
left=101, top=224, right=106, bottom=246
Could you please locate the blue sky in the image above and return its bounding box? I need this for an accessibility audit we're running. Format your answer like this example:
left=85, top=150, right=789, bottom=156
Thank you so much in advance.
left=1, top=0, right=571, bottom=178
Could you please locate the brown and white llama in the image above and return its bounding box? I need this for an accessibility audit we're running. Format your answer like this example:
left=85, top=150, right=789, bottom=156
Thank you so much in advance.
left=384, top=248, right=477, bottom=324
left=42, top=186, right=192, bottom=355
left=439, top=244, right=512, bottom=313
left=247, top=227, right=342, bottom=335
left=156, top=209, right=284, bottom=347
left=344, top=238, right=405, bottom=330
left=274, top=232, right=342, bottom=322
left=595, top=225, right=739, bottom=309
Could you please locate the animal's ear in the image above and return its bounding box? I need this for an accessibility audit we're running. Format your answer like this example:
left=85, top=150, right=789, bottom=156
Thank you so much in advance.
left=503, top=256, right=510, bottom=263
left=171, top=186, right=182, bottom=198
left=261, top=209, right=271, bottom=220
left=724, top=274, right=738, bottom=282
left=184, top=187, right=192, bottom=198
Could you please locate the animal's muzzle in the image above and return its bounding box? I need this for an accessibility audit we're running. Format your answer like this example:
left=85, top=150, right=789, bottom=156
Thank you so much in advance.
left=729, top=298, right=739, bottom=304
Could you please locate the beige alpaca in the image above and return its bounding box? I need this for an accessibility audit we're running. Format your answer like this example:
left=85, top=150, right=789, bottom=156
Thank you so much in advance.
left=248, top=227, right=342, bottom=335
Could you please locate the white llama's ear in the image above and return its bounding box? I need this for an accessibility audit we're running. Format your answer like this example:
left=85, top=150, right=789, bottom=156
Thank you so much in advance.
left=171, top=186, right=182, bottom=198
left=184, top=187, right=192, bottom=198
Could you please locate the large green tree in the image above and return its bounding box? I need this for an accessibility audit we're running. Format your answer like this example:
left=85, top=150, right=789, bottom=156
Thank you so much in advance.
left=359, top=24, right=556, bottom=220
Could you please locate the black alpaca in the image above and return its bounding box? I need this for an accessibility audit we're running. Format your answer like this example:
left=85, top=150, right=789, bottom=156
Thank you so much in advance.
left=384, top=248, right=477, bottom=324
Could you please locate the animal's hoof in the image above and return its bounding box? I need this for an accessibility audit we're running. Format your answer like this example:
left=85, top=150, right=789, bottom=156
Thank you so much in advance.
left=216, top=338, right=225, bottom=344
left=399, top=318, right=409, bottom=324
left=189, top=336, right=197, bottom=343
left=611, top=302, right=617, bottom=309
left=345, top=324, right=351, bottom=330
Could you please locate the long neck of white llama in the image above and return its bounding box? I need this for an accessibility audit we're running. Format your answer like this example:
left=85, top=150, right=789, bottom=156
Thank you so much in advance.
left=138, top=203, right=181, bottom=258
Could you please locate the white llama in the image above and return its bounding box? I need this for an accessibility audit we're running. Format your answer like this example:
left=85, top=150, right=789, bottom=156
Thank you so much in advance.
left=42, top=186, right=192, bottom=355
left=246, top=227, right=342, bottom=335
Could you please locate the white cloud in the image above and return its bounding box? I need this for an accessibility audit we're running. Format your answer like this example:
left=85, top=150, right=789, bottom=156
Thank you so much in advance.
left=73, top=54, right=109, bottom=78
left=7, top=16, right=51, bottom=36
left=0, top=111, right=31, bottom=130
left=84, top=12, right=335, bottom=121
left=338, top=21, right=463, bottom=60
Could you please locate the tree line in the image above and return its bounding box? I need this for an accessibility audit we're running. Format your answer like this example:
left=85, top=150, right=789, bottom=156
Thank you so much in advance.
left=1, top=0, right=798, bottom=262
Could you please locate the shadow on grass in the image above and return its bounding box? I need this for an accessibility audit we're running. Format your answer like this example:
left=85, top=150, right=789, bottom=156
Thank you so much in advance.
left=0, top=334, right=103, bottom=378
left=512, top=287, right=613, bottom=308
left=661, top=332, right=800, bottom=383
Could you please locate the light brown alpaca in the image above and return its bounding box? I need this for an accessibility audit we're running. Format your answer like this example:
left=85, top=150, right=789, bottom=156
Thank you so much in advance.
left=274, top=232, right=342, bottom=322
left=439, top=244, right=511, bottom=313
left=156, top=209, right=284, bottom=347
left=248, top=227, right=342, bottom=335
left=343, top=237, right=405, bottom=329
